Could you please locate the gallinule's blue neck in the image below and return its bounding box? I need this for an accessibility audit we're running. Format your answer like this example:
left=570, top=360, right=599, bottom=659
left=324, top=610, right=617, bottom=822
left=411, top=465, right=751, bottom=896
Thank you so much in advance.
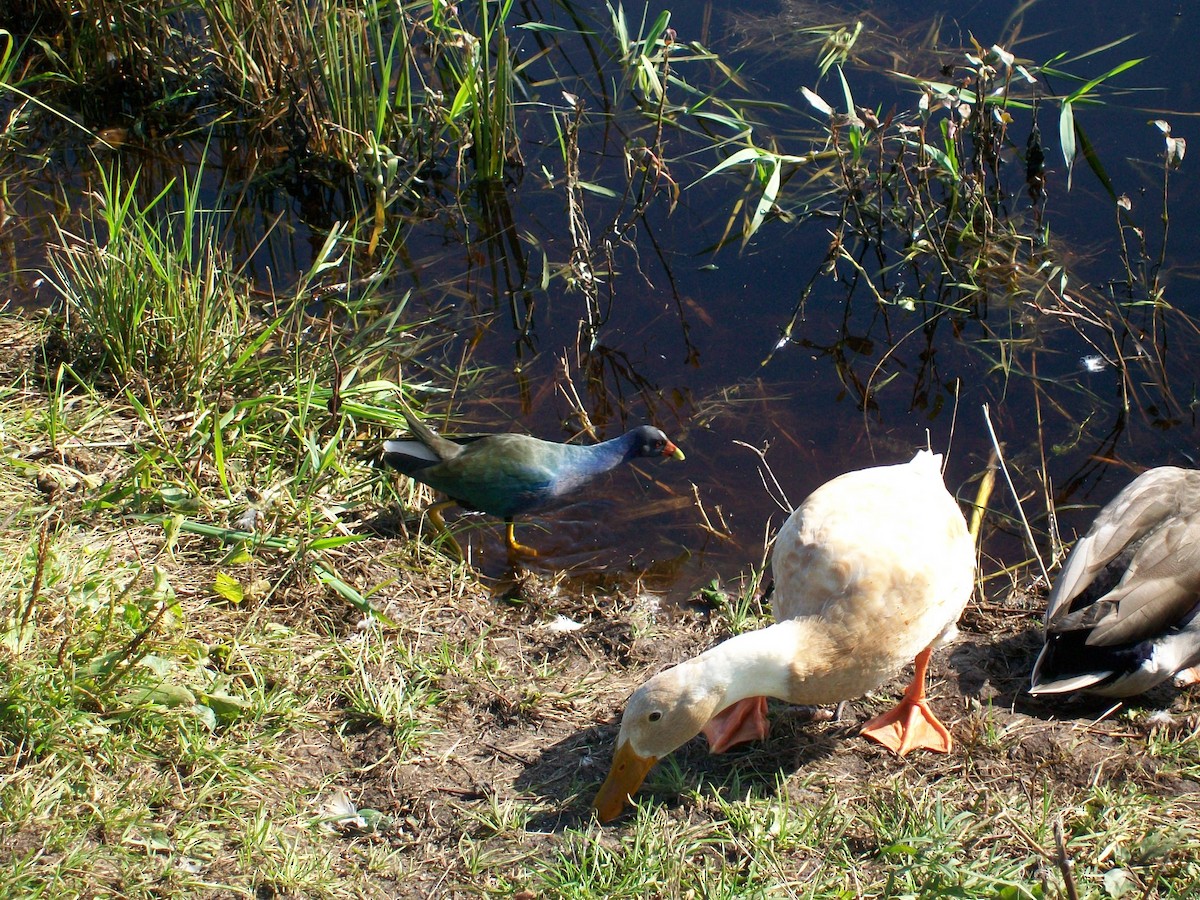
left=545, top=427, right=679, bottom=497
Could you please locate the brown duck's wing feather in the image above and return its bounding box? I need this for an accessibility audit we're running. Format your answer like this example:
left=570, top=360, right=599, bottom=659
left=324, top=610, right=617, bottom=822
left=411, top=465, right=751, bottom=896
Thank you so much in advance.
left=1045, top=468, right=1198, bottom=621
left=1084, top=518, right=1200, bottom=645
left=1046, top=467, right=1200, bottom=645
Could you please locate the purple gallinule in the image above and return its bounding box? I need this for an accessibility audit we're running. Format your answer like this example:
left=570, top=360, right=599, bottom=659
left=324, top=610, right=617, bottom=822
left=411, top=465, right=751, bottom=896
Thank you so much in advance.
left=383, top=407, right=685, bottom=557
left=1030, top=466, right=1200, bottom=698
left=593, top=451, right=975, bottom=822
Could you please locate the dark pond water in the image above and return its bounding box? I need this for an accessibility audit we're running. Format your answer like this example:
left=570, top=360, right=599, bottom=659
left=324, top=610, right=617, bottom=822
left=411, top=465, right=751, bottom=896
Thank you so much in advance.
left=5, top=0, right=1200, bottom=604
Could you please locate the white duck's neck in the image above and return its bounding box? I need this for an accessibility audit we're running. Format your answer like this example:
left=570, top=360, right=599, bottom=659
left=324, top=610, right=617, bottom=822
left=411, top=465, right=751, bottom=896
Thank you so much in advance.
left=681, top=618, right=839, bottom=713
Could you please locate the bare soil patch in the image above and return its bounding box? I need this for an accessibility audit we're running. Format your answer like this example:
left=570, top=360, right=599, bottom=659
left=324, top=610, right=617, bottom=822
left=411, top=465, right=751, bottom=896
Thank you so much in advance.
left=310, top=557, right=1200, bottom=894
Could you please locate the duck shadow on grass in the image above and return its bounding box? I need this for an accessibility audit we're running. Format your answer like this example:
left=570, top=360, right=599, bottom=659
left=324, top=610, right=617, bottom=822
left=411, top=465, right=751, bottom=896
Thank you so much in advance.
left=513, top=710, right=846, bottom=832
left=946, top=624, right=1184, bottom=721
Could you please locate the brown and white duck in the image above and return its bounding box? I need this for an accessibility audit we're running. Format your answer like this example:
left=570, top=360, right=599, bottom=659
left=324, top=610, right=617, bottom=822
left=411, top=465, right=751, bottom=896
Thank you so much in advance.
left=1030, top=466, right=1200, bottom=697
left=593, top=450, right=976, bottom=822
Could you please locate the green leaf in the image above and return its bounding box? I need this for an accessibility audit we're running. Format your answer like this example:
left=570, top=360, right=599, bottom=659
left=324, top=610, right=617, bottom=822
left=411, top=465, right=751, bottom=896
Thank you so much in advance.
left=162, top=513, right=184, bottom=555
left=909, top=139, right=957, bottom=178
left=1063, top=57, right=1146, bottom=104
left=201, top=690, right=249, bottom=723
left=448, top=76, right=474, bottom=122
left=836, top=65, right=856, bottom=118
left=314, top=565, right=396, bottom=626
left=637, top=55, right=662, bottom=97
left=693, top=146, right=766, bottom=185
left=578, top=180, right=619, bottom=198
left=139, top=654, right=172, bottom=677
left=158, top=485, right=200, bottom=512
left=644, top=10, right=671, bottom=53
left=801, top=86, right=833, bottom=117
left=220, top=545, right=255, bottom=565
left=357, top=808, right=392, bottom=832
left=211, top=409, right=229, bottom=498
left=307, top=534, right=370, bottom=551
left=1103, top=868, right=1137, bottom=898
left=515, top=22, right=568, bottom=33
left=747, top=158, right=780, bottom=241
left=689, top=109, right=753, bottom=133
left=1075, top=118, right=1117, bottom=200
left=212, top=572, right=244, bottom=605
left=125, top=682, right=197, bottom=708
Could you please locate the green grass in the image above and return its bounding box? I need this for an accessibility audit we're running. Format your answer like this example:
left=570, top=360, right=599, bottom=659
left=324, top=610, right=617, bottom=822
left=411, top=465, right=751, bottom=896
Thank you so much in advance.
left=46, top=163, right=249, bottom=399
left=474, top=777, right=1199, bottom=898
left=0, top=286, right=452, bottom=895
left=481, top=765, right=1200, bottom=900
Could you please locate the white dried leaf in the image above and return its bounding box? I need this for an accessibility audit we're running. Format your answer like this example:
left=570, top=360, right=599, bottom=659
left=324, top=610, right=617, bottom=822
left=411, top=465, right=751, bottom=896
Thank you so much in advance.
left=801, top=86, right=834, bottom=117
left=1166, top=135, right=1186, bottom=168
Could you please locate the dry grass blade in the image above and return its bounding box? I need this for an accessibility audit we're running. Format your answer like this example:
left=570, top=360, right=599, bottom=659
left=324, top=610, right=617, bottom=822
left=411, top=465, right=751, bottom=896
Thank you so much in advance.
left=983, top=402, right=1050, bottom=586
left=1055, top=818, right=1081, bottom=900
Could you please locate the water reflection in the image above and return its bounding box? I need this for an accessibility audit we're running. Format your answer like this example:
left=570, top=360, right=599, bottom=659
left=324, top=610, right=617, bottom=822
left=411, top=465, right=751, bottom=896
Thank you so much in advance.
left=4, top=0, right=1200, bottom=606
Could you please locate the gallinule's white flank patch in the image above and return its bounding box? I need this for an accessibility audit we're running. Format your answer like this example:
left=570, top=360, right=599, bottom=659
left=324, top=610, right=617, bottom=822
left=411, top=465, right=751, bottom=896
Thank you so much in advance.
left=1030, top=466, right=1200, bottom=698
left=383, top=407, right=684, bottom=557
left=594, top=451, right=975, bottom=822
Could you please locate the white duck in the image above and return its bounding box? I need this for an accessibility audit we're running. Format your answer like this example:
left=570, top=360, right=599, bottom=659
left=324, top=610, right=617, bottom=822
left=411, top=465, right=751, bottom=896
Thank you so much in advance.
left=1030, top=466, right=1200, bottom=697
left=594, top=450, right=976, bottom=822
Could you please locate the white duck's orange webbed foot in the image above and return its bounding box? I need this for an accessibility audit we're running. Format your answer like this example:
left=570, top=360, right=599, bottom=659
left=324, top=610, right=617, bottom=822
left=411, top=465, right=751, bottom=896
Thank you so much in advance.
left=702, top=696, right=770, bottom=753
left=860, top=695, right=952, bottom=756
left=861, top=645, right=952, bottom=757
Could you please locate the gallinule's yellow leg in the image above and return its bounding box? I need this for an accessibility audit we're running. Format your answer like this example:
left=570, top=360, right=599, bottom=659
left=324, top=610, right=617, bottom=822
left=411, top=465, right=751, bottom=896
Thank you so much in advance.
left=424, top=500, right=463, bottom=560
left=504, top=519, right=538, bottom=557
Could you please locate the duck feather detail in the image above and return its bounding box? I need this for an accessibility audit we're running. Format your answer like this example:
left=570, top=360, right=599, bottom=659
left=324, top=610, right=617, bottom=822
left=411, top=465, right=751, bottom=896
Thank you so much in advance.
left=1032, top=466, right=1200, bottom=696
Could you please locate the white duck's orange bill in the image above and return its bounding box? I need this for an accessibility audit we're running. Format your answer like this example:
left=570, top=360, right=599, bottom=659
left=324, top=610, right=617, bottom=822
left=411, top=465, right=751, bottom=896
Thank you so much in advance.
left=593, top=741, right=658, bottom=823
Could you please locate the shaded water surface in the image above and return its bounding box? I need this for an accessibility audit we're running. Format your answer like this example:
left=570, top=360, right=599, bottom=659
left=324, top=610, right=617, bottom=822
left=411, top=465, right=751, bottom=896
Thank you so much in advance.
left=5, top=0, right=1200, bottom=603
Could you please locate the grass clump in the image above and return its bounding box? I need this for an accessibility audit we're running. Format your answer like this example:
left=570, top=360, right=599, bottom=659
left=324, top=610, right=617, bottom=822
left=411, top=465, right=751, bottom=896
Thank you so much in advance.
left=48, top=165, right=249, bottom=399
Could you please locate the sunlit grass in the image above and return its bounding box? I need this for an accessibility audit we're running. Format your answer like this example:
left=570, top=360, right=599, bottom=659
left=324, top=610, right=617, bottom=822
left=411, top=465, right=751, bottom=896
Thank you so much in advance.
left=0, top=240, right=461, bottom=888
left=466, top=774, right=1198, bottom=900
left=47, top=163, right=249, bottom=400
